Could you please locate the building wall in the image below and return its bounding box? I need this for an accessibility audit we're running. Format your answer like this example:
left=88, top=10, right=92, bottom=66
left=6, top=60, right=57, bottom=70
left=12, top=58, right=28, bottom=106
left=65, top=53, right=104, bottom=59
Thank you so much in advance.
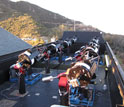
left=62, top=31, right=106, bottom=54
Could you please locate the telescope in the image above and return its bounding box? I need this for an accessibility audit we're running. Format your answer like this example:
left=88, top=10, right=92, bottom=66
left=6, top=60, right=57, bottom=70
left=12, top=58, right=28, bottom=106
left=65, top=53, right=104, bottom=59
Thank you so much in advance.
left=59, top=37, right=100, bottom=88
left=74, top=37, right=99, bottom=62
left=9, top=36, right=77, bottom=94
left=42, top=37, right=100, bottom=106
left=10, top=36, right=77, bottom=73
left=59, top=37, right=100, bottom=106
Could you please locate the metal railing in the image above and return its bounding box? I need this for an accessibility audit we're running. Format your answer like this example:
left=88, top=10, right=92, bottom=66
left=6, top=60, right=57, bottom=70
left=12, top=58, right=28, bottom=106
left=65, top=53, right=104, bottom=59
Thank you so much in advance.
left=106, top=42, right=124, bottom=104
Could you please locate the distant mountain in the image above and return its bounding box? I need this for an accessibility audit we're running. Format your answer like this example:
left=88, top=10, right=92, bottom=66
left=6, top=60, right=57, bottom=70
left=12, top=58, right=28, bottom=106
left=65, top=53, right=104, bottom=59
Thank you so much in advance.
left=0, top=0, right=123, bottom=68
left=0, top=0, right=97, bottom=29
left=0, top=0, right=98, bottom=45
left=0, top=0, right=74, bottom=27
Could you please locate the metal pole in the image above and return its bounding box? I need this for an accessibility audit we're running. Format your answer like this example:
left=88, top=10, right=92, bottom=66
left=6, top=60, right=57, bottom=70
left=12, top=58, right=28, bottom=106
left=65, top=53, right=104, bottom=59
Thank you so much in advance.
left=45, top=59, right=50, bottom=73
left=19, top=74, right=26, bottom=94
left=58, top=51, right=62, bottom=64
left=74, top=20, right=75, bottom=31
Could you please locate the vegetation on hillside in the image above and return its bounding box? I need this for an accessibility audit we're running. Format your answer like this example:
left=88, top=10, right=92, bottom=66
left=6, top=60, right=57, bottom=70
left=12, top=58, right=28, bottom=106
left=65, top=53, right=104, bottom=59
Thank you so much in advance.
left=0, top=0, right=97, bottom=34
left=0, top=0, right=123, bottom=69
left=0, top=14, right=40, bottom=37
left=0, top=14, right=73, bottom=45
left=104, top=34, right=124, bottom=69
left=0, top=0, right=76, bottom=45
left=0, top=14, right=45, bottom=45
left=0, top=0, right=97, bottom=44
left=0, top=0, right=74, bottom=28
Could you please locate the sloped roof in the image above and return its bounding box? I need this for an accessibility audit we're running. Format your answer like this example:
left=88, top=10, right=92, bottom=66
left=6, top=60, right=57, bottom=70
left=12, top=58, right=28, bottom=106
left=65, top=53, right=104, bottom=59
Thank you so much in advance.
left=0, top=27, right=32, bottom=56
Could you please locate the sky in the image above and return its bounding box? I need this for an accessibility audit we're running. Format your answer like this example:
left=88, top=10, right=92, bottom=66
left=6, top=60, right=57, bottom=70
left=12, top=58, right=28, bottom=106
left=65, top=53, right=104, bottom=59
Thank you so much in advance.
left=11, top=0, right=124, bottom=35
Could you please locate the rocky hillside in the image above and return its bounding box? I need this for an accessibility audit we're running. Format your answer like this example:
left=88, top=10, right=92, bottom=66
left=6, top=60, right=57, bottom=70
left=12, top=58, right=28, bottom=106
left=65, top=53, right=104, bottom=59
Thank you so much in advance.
left=0, top=14, right=40, bottom=38
left=0, top=0, right=97, bottom=36
left=0, top=0, right=78, bottom=28
left=0, top=13, right=45, bottom=45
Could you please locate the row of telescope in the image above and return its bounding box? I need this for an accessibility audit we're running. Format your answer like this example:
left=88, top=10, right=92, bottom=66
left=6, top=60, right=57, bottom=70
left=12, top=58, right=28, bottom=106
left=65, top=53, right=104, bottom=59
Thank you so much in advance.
left=66, top=36, right=100, bottom=88
left=42, top=36, right=100, bottom=106
left=10, top=36, right=77, bottom=74
left=9, top=36, right=100, bottom=98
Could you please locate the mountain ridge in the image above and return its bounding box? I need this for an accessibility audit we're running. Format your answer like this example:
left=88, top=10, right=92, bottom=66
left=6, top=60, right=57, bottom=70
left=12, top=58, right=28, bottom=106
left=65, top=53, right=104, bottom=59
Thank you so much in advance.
left=0, top=0, right=124, bottom=68
left=0, top=0, right=97, bottom=29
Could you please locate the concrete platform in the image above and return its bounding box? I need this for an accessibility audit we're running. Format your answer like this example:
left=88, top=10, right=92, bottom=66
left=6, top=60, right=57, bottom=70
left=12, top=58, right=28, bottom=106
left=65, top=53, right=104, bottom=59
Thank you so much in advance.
left=0, top=66, right=112, bottom=107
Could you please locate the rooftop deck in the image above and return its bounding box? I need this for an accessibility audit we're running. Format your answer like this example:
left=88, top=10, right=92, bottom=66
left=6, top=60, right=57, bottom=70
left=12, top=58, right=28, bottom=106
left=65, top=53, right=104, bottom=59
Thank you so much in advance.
left=0, top=65, right=112, bottom=107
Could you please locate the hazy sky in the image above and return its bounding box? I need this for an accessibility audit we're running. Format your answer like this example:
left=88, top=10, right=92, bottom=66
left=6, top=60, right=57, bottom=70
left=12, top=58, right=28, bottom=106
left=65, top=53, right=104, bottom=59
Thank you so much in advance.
left=11, top=0, right=124, bottom=35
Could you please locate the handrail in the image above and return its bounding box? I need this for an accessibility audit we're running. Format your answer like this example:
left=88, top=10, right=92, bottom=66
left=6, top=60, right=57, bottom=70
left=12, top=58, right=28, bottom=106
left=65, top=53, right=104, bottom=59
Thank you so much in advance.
left=106, top=42, right=124, bottom=82
left=106, top=42, right=124, bottom=101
